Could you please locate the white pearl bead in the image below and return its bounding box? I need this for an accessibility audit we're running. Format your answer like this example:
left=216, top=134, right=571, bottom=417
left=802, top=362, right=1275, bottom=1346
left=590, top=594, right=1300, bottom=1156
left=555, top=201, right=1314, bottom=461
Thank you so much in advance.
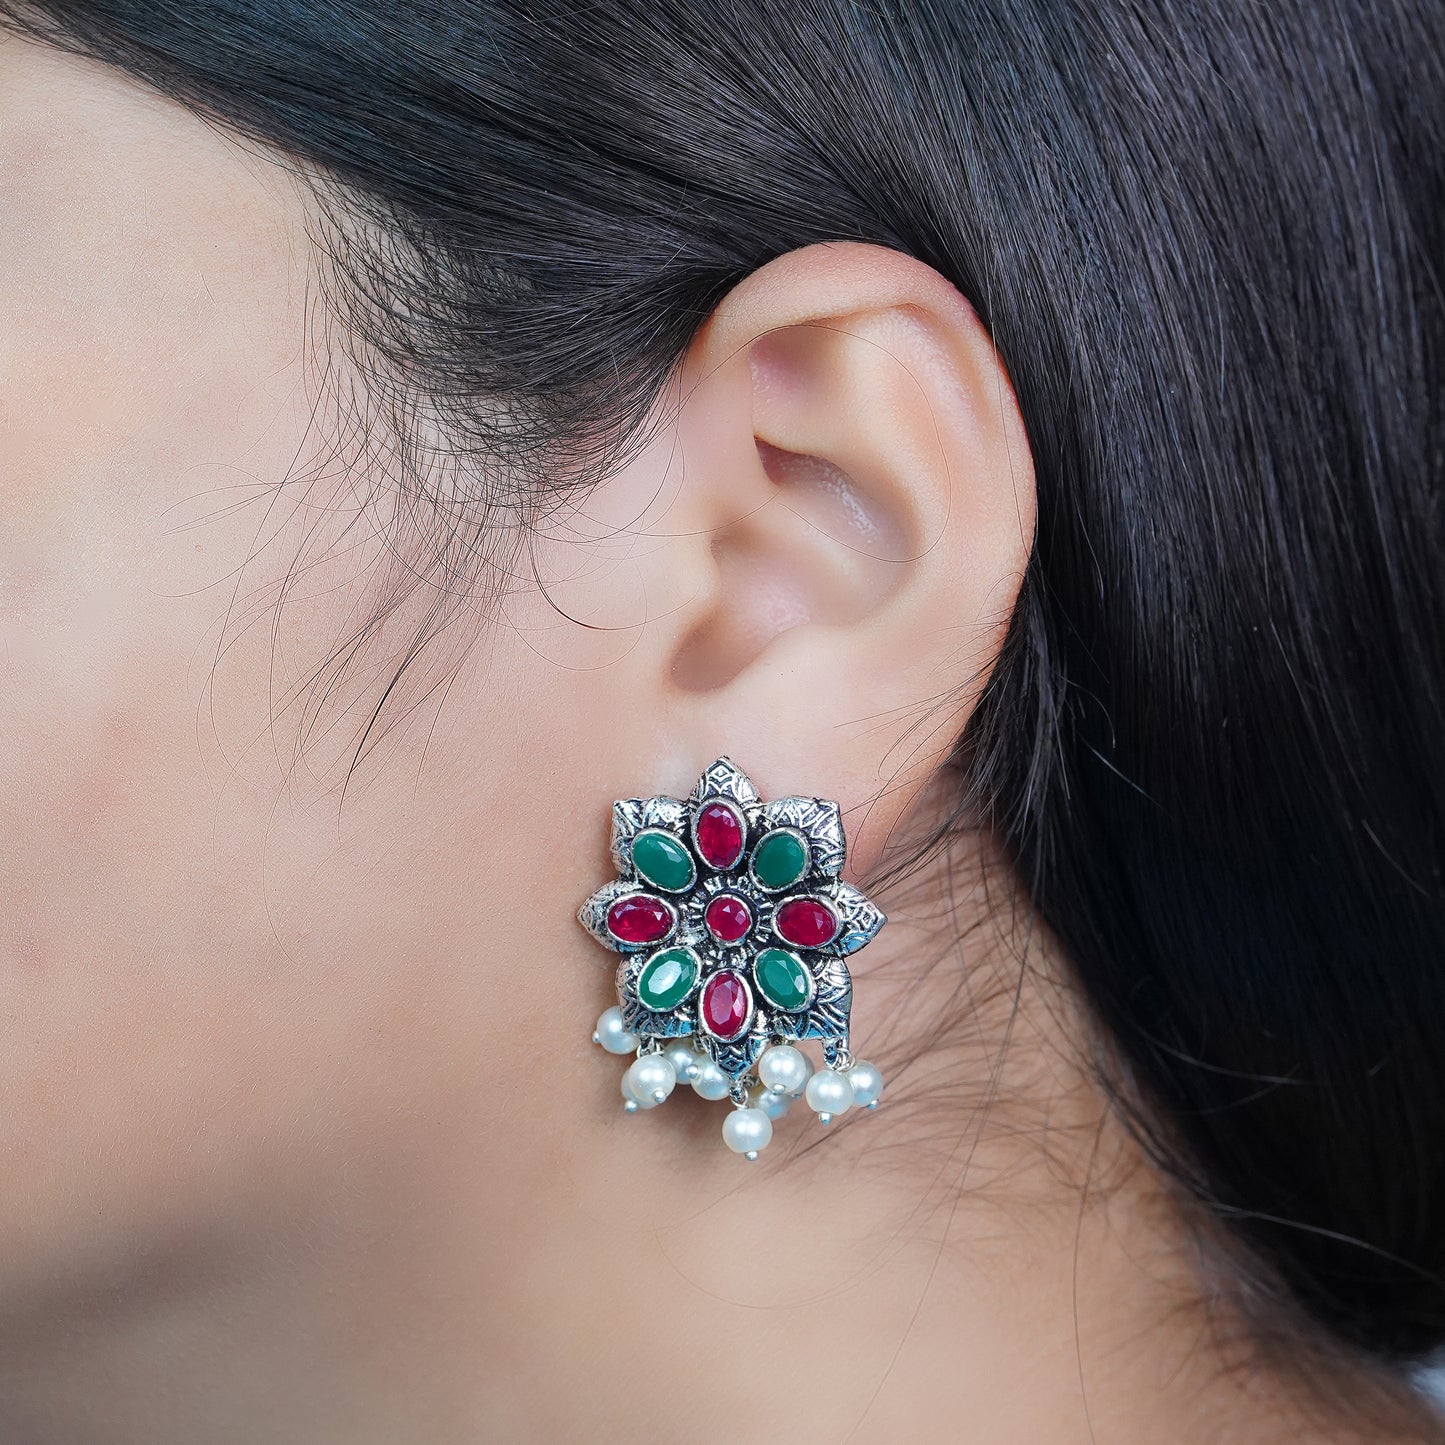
left=691, top=1059, right=732, bottom=1101
left=754, top=1087, right=792, bottom=1121
left=594, top=1006, right=639, bottom=1055
left=756, top=1044, right=811, bottom=1096
left=623, top=1054, right=677, bottom=1107
left=663, top=1040, right=703, bottom=1085
left=804, top=1068, right=854, bottom=1124
left=722, top=1106, right=773, bottom=1158
left=846, top=1060, right=884, bottom=1109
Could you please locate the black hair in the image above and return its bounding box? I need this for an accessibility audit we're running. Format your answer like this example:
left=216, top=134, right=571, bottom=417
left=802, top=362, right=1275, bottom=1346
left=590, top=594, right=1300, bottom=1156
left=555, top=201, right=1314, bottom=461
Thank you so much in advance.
left=6, top=0, right=1443, bottom=1412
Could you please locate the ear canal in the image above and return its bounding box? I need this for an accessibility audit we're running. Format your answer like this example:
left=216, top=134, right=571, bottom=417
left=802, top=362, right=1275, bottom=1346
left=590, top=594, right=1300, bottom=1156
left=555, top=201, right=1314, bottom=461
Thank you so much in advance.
left=754, top=441, right=913, bottom=567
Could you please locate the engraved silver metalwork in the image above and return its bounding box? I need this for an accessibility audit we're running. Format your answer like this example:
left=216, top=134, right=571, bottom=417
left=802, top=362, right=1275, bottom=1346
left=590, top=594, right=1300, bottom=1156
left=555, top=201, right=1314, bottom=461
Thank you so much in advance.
left=578, top=758, right=887, bottom=1101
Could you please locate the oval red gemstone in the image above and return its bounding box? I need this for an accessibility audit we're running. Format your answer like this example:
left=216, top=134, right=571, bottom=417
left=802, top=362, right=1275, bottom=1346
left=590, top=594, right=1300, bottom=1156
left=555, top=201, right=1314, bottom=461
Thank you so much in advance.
left=606, top=894, right=673, bottom=945
left=700, top=970, right=751, bottom=1040
left=694, top=800, right=745, bottom=870
left=705, top=894, right=752, bottom=944
left=774, top=897, right=839, bottom=949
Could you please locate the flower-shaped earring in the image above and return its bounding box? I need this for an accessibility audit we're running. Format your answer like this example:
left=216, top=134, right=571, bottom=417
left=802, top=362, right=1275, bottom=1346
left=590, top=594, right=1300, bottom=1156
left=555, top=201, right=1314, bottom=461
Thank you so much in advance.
left=577, top=757, right=886, bottom=1158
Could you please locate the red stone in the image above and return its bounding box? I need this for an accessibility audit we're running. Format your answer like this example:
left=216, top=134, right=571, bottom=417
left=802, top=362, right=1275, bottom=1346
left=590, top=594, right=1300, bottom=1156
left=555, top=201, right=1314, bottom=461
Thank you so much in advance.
left=700, top=970, right=751, bottom=1040
left=694, top=800, right=745, bottom=870
left=606, top=893, right=673, bottom=945
left=705, top=894, right=752, bottom=944
left=774, top=897, right=839, bottom=949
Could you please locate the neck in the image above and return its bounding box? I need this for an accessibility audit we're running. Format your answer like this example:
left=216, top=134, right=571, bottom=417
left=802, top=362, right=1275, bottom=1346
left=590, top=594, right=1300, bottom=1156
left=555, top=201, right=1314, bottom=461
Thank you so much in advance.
left=0, top=849, right=1422, bottom=1444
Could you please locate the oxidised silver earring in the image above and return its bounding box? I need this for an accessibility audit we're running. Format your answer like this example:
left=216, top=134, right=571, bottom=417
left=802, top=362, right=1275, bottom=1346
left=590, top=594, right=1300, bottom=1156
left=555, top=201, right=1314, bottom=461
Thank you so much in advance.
left=577, top=757, right=886, bottom=1159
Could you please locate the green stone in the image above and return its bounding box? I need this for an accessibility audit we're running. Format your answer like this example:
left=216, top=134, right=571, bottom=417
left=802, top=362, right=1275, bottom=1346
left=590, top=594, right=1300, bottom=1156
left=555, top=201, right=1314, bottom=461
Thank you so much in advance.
left=752, top=829, right=808, bottom=890
left=631, top=829, right=696, bottom=892
left=754, top=948, right=813, bottom=1012
left=636, top=947, right=700, bottom=1012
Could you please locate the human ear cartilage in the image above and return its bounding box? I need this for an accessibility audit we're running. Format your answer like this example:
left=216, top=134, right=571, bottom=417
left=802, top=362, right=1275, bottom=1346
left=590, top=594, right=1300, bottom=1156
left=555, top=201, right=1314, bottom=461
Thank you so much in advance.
left=577, top=757, right=886, bottom=1158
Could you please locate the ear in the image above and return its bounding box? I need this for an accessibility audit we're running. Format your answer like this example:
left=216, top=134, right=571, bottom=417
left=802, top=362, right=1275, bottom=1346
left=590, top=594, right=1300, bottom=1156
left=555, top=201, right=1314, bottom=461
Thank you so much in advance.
left=531, top=241, right=1035, bottom=876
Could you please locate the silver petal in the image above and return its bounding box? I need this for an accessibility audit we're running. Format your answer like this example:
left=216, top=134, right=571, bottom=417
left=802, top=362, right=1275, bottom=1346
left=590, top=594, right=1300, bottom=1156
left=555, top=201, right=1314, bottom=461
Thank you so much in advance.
left=610, top=795, right=688, bottom=875
left=771, top=956, right=853, bottom=1042
left=700, top=1023, right=770, bottom=1080
left=616, top=954, right=698, bottom=1038
left=830, top=882, right=886, bottom=955
left=760, top=795, right=846, bottom=877
left=686, top=756, right=760, bottom=809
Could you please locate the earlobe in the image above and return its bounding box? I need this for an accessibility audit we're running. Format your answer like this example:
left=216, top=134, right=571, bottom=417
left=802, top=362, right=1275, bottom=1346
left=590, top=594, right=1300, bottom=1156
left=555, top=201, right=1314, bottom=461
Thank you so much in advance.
left=656, top=243, right=1035, bottom=868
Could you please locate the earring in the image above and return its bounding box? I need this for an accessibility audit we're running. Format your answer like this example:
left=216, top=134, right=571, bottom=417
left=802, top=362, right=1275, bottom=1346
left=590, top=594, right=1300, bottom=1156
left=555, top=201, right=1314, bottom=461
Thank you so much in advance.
left=577, top=757, right=886, bottom=1159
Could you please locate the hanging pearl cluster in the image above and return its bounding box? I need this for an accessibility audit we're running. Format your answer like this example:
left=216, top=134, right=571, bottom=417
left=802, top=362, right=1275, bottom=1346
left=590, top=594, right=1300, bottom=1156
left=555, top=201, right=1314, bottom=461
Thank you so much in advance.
left=593, top=1014, right=884, bottom=1159
left=578, top=758, right=888, bottom=1159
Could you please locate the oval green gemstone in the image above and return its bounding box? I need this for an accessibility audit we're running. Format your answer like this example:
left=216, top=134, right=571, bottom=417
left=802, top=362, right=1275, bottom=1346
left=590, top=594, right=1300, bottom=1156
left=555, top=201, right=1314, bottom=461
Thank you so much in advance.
left=754, top=948, right=813, bottom=1012
left=631, top=829, right=696, bottom=892
left=636, top=947, right=700, bottom=1012
left=752, top=829, right=808, bottom=890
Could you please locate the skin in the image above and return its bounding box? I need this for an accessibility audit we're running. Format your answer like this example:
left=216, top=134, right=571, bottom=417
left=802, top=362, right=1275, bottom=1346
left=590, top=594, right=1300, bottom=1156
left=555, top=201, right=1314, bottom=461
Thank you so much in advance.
left=0, top=30, right=1427, bottom=1445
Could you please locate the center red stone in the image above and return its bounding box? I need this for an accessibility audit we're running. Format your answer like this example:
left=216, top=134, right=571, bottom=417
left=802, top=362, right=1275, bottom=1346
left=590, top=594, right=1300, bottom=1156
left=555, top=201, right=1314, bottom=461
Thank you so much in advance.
left=704, top=894, right=752, bottom=944
left=700, top=970, right=751, bottom=1040
left=694, top=800, right=745, bottom=869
